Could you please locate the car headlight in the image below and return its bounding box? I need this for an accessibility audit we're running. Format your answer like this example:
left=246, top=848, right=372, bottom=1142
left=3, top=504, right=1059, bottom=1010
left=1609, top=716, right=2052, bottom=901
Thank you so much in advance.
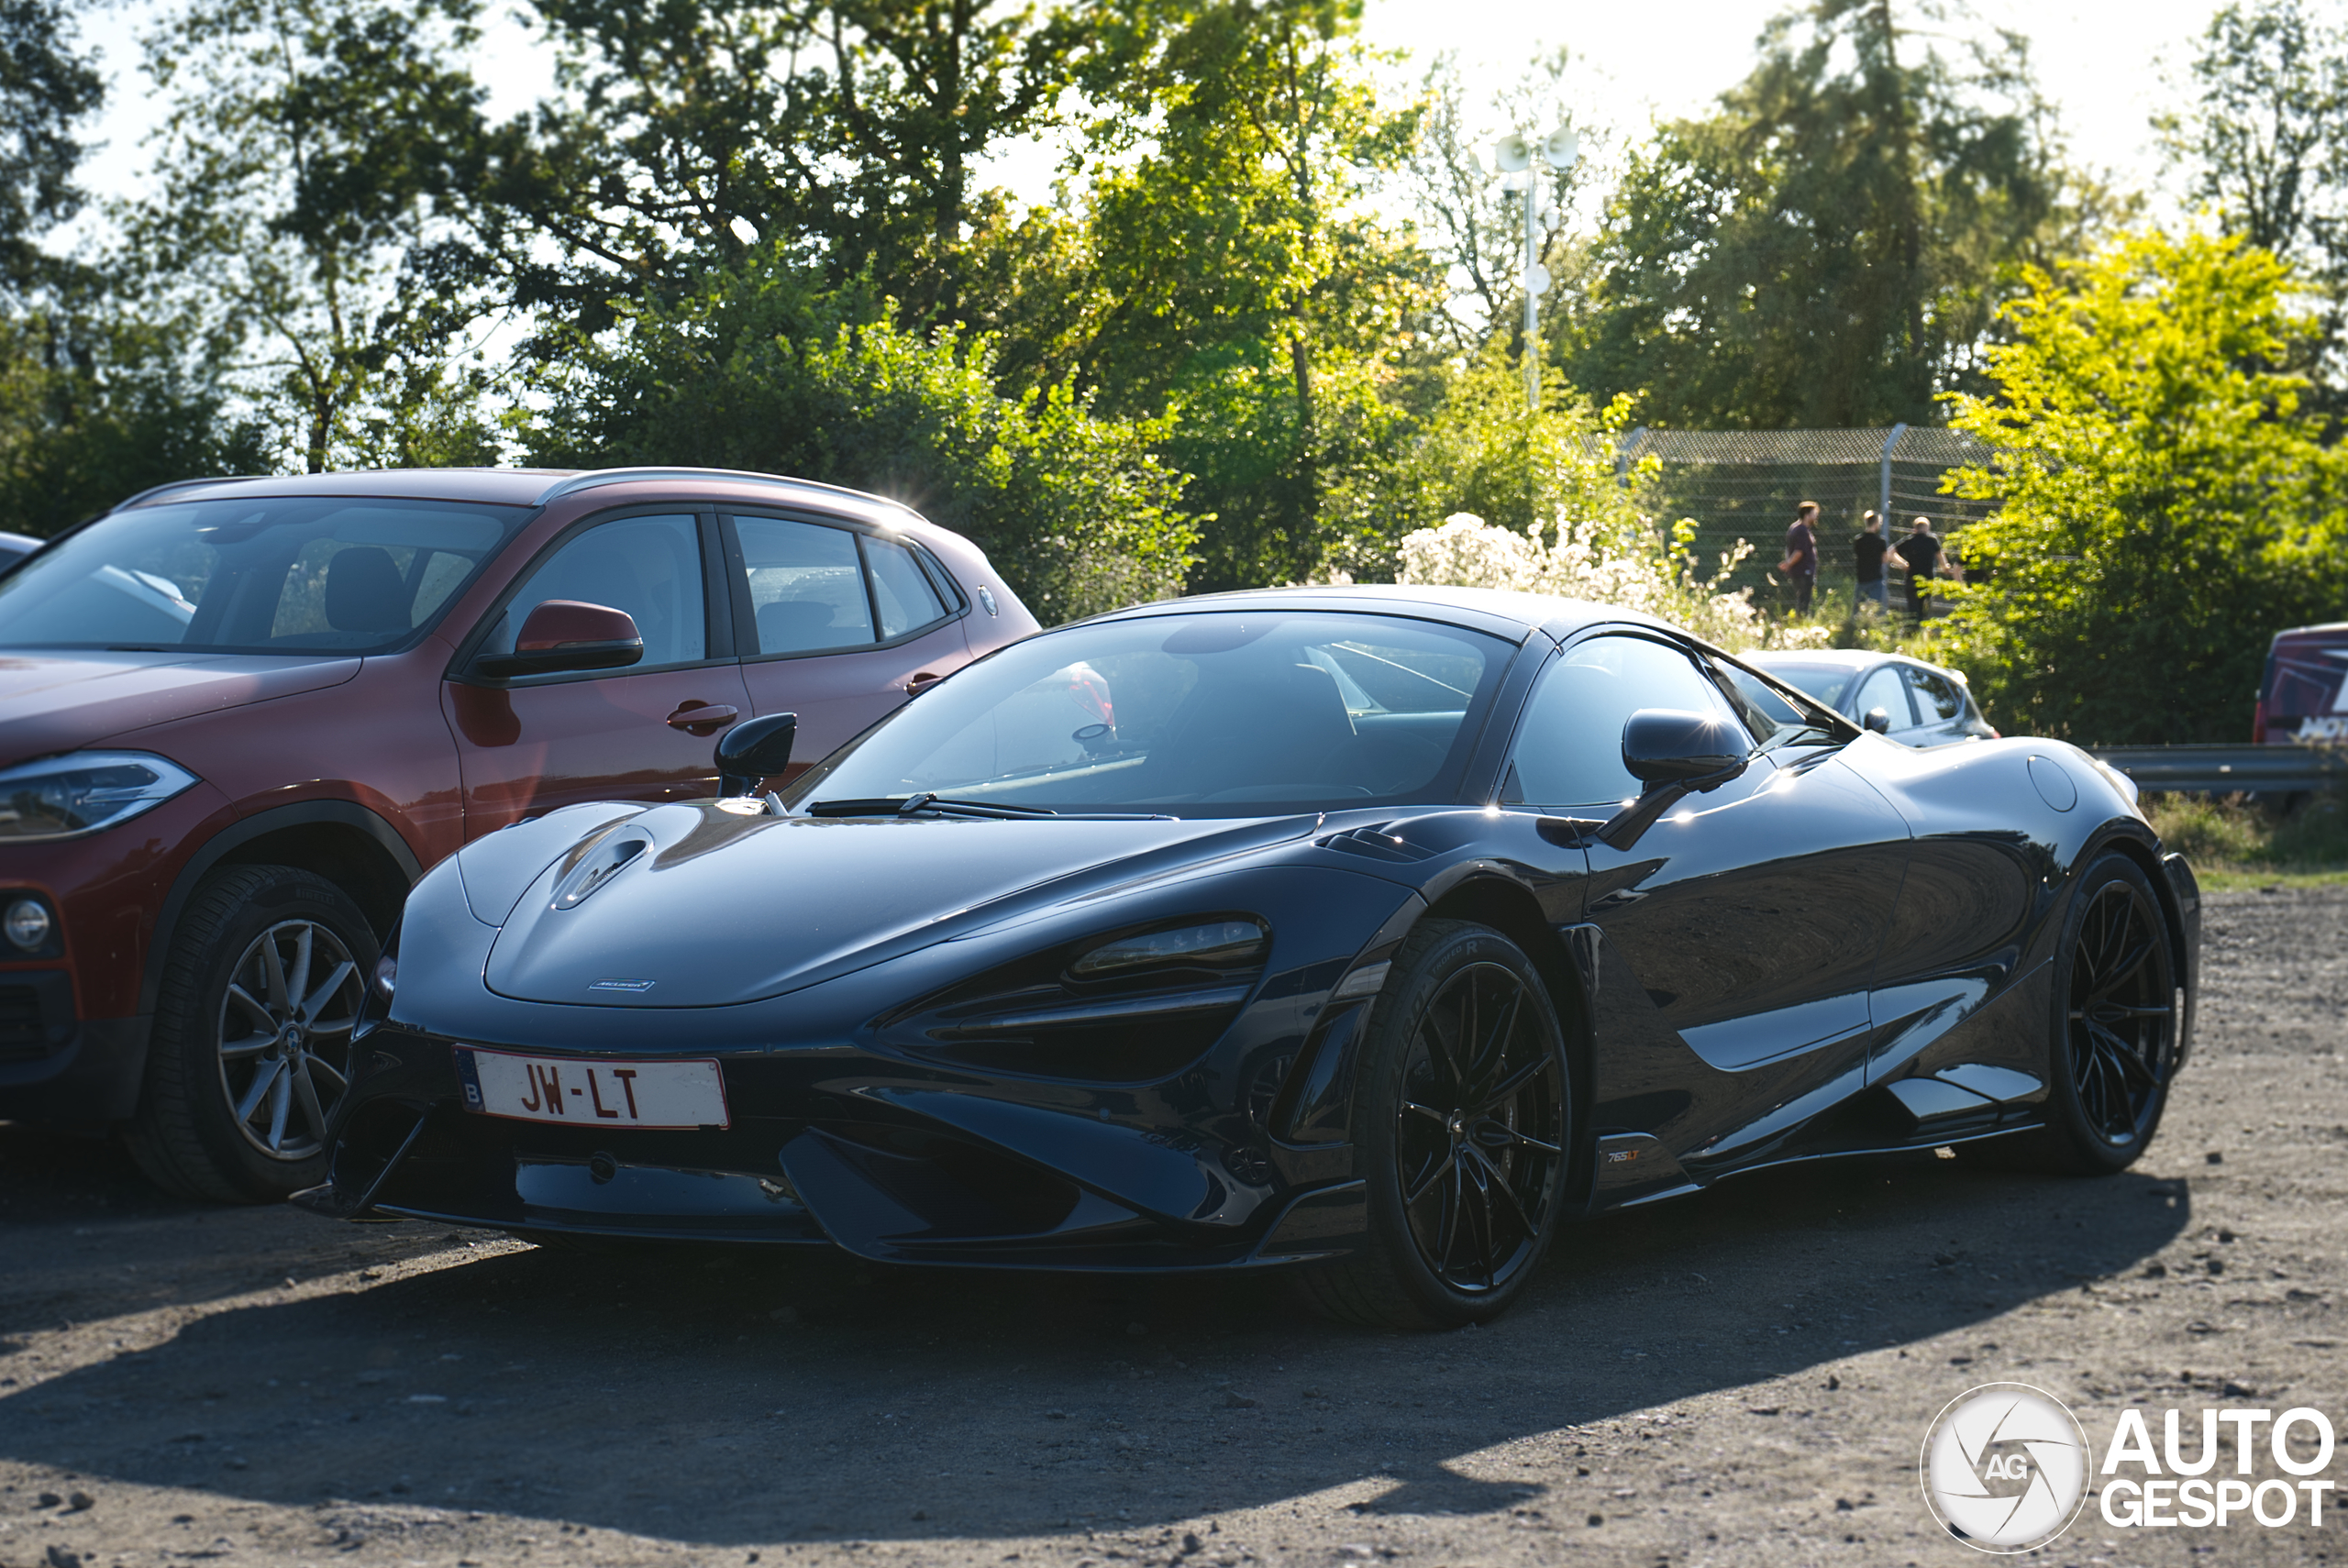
left=0, top=751, right=201, bottom=841
left=1070, top=920, right=1268, bottom=978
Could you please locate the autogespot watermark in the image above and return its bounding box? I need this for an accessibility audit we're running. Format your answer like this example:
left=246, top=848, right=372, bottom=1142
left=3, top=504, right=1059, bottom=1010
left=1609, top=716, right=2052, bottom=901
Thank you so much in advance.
left=1921, top=1385, right=2091, bottom=1552
left=1921, top=1384, right=2340, bottom=1551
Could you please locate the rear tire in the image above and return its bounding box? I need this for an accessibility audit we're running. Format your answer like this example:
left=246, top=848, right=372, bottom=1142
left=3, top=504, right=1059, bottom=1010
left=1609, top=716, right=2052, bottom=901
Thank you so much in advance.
left=126, top=866, right=377, bottom=1203
left=1972, top=852, right=2178, bottom=1176
left=1292, top=920, right=1572, bottom=1330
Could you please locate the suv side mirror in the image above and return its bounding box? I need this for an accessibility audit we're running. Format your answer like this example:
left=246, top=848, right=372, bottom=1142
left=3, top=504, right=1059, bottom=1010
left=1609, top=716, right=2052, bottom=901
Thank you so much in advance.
left=715, top=712, right=798, bottom=796
left=475, top=600, right=644, bottom=679
left=1597, top=709, right=1752, bottom=850
left=1862, top=706, right=1892, bottom=734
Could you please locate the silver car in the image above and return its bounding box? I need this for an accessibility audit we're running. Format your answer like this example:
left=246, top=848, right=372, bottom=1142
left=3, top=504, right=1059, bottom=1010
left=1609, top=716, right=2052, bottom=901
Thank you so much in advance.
left=1745, top=649, right=1998, bottom=747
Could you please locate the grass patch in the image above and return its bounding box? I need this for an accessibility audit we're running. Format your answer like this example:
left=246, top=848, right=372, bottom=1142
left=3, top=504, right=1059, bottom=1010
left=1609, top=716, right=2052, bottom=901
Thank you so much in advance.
left=2143, top=788, right=2348, bottom=888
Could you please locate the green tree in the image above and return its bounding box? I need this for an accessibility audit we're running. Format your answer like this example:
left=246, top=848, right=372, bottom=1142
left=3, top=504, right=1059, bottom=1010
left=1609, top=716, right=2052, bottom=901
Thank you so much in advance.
left=1076, top=0, right=1430, bottom=589
left=0, top=312, right=270, bottom=533
left=2155, top=0, right=2348, bottom=411
left=1568, top=0, right=2091, bottom=428
left=115, top=0, right=500, bottom=472
left=525, top=254, right=1194, bottom=622
left=0, top=0, right=102, bottom=295
left=459, top=0, right=1091, bottom=339
left=1937, top=230, right=2348, bottom=744
left=0, top=0, right=266, bottom=526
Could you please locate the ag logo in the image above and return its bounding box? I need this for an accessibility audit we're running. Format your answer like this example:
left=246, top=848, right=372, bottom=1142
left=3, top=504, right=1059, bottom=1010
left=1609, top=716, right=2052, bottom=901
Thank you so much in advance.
left=1920, top=1384, right=2089, bottom=1552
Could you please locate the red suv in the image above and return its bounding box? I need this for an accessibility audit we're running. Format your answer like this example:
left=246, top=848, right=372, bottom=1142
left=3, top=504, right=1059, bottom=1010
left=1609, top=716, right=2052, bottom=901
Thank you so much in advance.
left=0, top=467, right=1038, bottom=1200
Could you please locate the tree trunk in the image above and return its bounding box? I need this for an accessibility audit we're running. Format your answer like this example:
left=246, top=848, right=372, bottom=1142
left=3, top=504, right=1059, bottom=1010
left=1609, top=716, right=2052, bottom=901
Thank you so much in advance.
left=933, top=0, right=969, bottom=323
left=1289, top=324, right=1317, bottom=572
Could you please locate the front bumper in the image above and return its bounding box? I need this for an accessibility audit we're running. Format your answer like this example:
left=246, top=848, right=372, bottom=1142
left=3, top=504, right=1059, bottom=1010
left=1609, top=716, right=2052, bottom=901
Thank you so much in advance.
left=0, top=970, right=147, bottom=1127
left=299, top=1024, right=1371, bottom=1272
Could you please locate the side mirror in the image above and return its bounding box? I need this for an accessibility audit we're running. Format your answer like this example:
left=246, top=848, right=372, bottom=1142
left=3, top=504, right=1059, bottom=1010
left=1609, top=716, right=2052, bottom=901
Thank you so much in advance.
left=1863, top=707, right=1892, bottom=734
left=715, top=712, right=798, bottom=797
left=1622, top=710, right=1751, bottom=787
left=1597, top=709, right=1751, bottom=851
left=475, top=600, right=644, bottom=679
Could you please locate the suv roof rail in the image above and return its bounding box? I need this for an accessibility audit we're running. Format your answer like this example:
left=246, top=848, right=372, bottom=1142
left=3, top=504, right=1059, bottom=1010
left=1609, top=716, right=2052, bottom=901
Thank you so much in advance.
left=109, top=475, right=272, bottom=513
left=534, top=466, right=916, bottom=518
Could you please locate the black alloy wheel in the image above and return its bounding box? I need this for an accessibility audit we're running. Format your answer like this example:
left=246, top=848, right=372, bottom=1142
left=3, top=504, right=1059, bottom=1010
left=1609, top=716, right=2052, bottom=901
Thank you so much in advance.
left=1976, top=852, right=2177, bottom=1175
left=1295, top=920, right=1572, bottom=1329
left=2065, top=870, right=2176, bottom=1149
left=126, top=865, right=379, bottom=1203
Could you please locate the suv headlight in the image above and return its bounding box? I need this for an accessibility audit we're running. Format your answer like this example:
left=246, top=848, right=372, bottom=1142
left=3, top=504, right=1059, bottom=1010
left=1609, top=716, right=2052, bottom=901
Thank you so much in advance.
left=0, top=751, right=201, bottom=841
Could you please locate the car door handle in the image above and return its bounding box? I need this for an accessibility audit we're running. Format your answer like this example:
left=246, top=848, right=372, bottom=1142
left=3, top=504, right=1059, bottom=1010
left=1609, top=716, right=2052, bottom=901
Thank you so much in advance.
left=903, top=671, right=943, bottom=696
left=665, top=702, right=739, bottom=735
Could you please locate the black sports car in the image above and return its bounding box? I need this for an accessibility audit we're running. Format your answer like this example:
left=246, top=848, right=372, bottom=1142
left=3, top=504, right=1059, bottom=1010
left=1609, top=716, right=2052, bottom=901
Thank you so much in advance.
left=304, top=587, right=2200, bottom=1329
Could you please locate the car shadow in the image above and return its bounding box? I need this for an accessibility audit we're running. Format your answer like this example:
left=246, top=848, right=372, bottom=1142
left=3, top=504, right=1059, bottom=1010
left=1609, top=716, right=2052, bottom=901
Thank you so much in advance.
left=0, top=1151, right=2191, bottom=1547
left=0, top=1122, right=482, bottom=1323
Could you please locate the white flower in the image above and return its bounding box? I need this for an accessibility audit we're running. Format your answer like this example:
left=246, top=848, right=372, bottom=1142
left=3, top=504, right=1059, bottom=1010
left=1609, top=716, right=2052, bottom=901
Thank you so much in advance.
left=1394, top=512, right=1812, bottom=652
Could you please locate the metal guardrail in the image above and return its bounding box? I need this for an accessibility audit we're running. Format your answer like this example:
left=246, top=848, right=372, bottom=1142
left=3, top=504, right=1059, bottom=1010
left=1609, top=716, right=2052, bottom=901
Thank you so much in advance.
left=2085, top=744, right=2348, bottom=796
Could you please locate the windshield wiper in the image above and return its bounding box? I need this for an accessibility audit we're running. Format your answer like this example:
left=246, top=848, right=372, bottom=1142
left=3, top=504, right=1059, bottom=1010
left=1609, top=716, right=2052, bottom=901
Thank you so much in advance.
left=803, top=794, right=1179, bottom=822
left=806, top=794, right=1060, bottom=820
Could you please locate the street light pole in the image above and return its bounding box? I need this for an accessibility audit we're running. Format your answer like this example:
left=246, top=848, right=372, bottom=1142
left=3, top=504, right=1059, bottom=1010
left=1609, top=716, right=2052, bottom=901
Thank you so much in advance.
left=1522, top=182, right=1541, bottom=409
left=1490, top=124, right=1578, bottom=414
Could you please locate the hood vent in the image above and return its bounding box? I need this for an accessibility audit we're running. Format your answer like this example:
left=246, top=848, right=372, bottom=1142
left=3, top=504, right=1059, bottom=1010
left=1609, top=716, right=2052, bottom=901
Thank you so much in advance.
left=551, top=831, right=649, bottom=909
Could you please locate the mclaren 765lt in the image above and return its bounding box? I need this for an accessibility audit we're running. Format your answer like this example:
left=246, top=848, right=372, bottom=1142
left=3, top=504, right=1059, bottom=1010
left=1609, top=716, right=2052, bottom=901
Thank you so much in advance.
left=299, top=587, right=2200, bottom=1329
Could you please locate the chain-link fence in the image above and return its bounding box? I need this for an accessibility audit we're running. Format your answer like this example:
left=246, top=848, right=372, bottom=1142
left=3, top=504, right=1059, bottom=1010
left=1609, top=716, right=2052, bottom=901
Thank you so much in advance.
left=1609, top=425, right=1998, bottom=617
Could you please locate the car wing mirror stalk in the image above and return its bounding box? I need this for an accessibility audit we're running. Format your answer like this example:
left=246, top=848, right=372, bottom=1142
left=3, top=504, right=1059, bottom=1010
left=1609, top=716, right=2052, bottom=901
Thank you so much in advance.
left=1594, top=709, right=1753, bottom=851
left=715, top=712, right=798, bottom=800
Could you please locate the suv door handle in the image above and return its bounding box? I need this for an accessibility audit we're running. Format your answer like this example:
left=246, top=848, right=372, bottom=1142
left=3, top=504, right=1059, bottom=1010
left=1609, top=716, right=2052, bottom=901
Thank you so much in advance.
left=903, top=671, right=943, bottom=696
left=665, top=702, right=739, bottom=735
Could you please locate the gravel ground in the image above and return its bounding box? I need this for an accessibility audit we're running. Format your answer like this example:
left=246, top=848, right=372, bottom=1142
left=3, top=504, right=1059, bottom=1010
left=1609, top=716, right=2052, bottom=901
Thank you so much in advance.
left=3, top=886, right=2344, bottom=1568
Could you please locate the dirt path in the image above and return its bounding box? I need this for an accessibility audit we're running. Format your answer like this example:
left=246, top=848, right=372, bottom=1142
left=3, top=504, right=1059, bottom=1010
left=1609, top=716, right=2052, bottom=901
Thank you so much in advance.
left=4, top=887, right=2343, bottom=1568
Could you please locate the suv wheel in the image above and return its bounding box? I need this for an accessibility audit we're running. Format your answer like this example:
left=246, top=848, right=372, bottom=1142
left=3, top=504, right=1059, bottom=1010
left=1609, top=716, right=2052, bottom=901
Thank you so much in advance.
left=126, top=865, right=377, bottom=1203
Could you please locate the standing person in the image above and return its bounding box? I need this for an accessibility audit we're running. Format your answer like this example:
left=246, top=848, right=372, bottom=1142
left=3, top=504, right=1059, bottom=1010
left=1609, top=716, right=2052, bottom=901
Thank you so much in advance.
left=1778, top=502, right=1821, bottom=616
left=1890, top=514, right=1945, bottom=625
left=1852, top=510, right=1891, bottom=613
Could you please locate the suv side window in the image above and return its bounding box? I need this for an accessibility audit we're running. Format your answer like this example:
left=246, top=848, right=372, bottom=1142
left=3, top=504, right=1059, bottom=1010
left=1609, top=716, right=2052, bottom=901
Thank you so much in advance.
left=1907, top=666, right=1965, bottom=724
left=480, top=513, right=708, bottom=670
left=1853, top=665, right=1917, bottom=731
left=1507, top=633, right=1744, bottom=807
left=867, top=535, right=951, bottom=639
left=735, top=516, right=876, bottom=656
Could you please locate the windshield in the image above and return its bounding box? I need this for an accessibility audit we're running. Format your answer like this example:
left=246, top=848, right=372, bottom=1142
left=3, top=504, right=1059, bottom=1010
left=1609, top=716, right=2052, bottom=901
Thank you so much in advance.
left=0, top=497, right=534, bottom=655
left=1747, top=660, right=1857, bottom=710
left=782, top=610, right=1518, bottom=817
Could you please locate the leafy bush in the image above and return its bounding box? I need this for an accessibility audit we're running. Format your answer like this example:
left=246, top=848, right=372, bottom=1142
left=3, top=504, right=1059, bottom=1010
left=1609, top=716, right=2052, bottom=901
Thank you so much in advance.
left=2143, top=788, right=2348, bottom=876
left=1938, top=230, right=2348, bottom=744
left=525, top=259, right=1195, bottom=624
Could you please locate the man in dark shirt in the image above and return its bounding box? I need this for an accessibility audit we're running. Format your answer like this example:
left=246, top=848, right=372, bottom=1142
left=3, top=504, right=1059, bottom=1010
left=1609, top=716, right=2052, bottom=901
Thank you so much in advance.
left=1778, top=502, right=1821, bottom=616
left=1853, top=511, right=1890, bottom=612
left=1891, top=515, right=1945, bottom=624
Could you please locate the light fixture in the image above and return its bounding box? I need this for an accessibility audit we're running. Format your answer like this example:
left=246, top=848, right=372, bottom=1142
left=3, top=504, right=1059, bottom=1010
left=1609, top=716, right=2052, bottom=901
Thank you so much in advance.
left=1071, top=920, right=1268, bottom=978
left=5, top=898, right=51, bottom=951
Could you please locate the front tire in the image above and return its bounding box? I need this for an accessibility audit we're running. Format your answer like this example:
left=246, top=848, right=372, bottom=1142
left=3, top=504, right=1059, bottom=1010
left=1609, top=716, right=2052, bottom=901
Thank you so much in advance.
left=1293, top=920, right=1572, bottom=1330
left=125, top=866, right=377, bottom=1203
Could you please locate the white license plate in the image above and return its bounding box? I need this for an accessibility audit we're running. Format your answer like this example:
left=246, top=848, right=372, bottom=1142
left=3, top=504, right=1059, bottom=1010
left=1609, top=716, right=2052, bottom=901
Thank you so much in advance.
left=454, top=1047, right=729, bottom=1130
